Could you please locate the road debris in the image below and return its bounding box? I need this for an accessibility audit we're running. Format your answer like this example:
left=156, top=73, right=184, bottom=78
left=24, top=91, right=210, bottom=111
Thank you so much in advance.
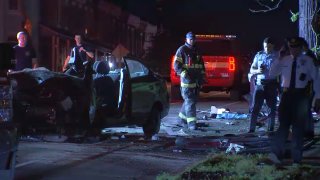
left=164, top=128, right=189, bottom=136
left=172, top=149, right=182, bottom=153
left=225, top=143, right=245, bottom=154
left=151, top=134, right=160, bottom=141
left=216, top=112, right=248, bottom=120
left=225, top=122, right=235, bottom=125
left=111, top=136, right=119, bottom=140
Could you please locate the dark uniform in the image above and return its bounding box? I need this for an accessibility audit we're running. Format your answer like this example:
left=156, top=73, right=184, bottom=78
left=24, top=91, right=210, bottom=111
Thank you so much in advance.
left=269, top=37, right=320, bottom=164
left=65, top=44, right=91, bottom=77
left=249, top=50, right=278, bottom=132
left=174, top=32, right=206, bottom=130
left=13, top=44, right=36, bottom=71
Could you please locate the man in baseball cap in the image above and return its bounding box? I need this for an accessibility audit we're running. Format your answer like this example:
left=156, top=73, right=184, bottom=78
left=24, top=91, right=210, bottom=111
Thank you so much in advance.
left=186, top=31, right=195, bottom=39
left=173, top=31, right=206, bottom=130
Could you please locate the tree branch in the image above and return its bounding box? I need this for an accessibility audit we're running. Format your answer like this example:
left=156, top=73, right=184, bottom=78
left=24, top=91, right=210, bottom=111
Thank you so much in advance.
left=249, top=0, right=284, bottom=13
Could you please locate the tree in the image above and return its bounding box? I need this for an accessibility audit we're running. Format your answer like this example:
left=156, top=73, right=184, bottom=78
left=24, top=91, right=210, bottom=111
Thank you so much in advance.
left=299, top=0, right=318, bottom=51
left=249, top=0, right=284, bottom=13
left=250, top=0, right=320, bottom=57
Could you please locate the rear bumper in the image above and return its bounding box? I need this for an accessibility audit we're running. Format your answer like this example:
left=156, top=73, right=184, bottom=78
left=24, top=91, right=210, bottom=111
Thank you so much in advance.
left=203, top=77, right=234, bottom=88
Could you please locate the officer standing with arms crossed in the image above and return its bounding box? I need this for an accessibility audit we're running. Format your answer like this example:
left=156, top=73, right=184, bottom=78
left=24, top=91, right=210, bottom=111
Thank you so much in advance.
left=174, top=32, right=206, bottom=130
left=249, top=37, right=279, bottom=132
left=269, top=37, right=320, bottom=164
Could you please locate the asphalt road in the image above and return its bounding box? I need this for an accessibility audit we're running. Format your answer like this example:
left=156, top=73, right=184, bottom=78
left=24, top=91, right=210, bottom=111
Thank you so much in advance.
left=12, top=91, right=320, bottom=179
left=13, top=91, right=250, bottom=180
left=14, top=138, right=208, bottom=180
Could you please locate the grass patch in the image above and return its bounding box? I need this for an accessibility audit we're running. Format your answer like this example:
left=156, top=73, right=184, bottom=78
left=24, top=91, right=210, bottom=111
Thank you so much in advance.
left=157, top=153, right=319, bottom=180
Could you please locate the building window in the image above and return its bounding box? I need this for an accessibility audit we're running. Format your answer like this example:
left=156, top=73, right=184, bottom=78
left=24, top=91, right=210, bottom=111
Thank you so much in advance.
left=8, top=0, right=19, bottom=10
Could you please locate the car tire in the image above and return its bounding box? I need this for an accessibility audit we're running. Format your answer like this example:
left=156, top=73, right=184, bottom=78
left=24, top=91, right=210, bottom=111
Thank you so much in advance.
left=170, top=85, right=182, bottom=101
left=143, top=106, right=161, bottom=138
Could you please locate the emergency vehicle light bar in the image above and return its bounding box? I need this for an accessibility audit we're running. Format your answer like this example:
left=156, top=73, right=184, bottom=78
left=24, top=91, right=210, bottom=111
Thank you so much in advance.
left=195, top=34, right=237, bottom=40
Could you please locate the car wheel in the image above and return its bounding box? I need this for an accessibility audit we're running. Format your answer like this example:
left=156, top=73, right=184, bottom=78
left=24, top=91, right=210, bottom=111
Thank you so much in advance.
left=170, top=85, right=182, bottom=101
left=143, top=106, right=161, bottom=138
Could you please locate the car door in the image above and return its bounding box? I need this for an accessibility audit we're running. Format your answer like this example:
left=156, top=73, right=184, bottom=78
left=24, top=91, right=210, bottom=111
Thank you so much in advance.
left=123, top=58, right=156, bottom=118
left=104, top=56, right=132, bottom=119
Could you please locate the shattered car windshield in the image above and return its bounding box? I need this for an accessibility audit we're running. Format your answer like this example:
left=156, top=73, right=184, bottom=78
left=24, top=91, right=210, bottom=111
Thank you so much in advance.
left=126, top=59, right=149, bottom=78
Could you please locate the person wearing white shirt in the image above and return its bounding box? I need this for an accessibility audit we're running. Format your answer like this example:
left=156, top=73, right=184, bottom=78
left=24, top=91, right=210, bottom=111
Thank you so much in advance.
left=268, top=37, right=320, bottom=164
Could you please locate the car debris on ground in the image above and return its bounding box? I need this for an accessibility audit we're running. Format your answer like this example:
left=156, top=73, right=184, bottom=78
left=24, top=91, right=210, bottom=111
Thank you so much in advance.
left=162, top=103, right=320, bottom=156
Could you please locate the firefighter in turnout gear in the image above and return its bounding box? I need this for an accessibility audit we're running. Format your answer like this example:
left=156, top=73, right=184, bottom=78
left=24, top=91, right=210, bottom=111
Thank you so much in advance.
left=174, top=32, right=206, bottom=130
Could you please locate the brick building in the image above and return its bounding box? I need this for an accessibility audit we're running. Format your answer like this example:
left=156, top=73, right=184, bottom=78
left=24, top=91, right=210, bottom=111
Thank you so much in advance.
left=0, top=0, right=157, bottom=71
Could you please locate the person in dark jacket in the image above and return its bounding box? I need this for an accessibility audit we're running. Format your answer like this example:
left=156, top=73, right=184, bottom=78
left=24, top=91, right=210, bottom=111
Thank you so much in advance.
left=63, top=34, right=94, bottom=77
left=173, top=32, right=206, bottom=130
left=13, top=31, right=38, bottom=71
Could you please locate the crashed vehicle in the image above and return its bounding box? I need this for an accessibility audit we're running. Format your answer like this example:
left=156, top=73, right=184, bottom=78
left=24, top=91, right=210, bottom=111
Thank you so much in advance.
left=0, top=42, right=18, bottom=179
left=9, top=55, right=170, bottom=138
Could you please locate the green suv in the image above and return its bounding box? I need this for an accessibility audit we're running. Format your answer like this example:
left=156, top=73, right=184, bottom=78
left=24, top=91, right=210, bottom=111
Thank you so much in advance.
left=9, top=56, right=170, bottom=138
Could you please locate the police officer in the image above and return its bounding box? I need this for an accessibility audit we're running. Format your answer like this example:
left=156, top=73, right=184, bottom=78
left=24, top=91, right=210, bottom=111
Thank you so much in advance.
left=269, top=37, right=320, bottom=164
left=63, top=34, right=94, bottom=77
left=174, top=32, right=206, bottom=130
left=249, top=37, right=279, bottom=132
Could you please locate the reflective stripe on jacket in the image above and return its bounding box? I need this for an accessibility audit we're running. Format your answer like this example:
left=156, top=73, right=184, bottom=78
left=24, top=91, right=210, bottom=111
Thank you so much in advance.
left=173, top=43, right=205, bottom=88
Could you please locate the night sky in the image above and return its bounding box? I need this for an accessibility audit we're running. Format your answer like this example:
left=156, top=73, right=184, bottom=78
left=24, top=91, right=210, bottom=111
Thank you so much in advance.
left=112, top=0, right=299, bottom=56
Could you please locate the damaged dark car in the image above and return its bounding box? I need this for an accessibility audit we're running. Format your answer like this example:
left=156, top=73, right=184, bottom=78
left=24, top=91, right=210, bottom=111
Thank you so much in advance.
left=0, top=42, right=18, bottom=179
left=9, top=55, right=170, bottom=139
